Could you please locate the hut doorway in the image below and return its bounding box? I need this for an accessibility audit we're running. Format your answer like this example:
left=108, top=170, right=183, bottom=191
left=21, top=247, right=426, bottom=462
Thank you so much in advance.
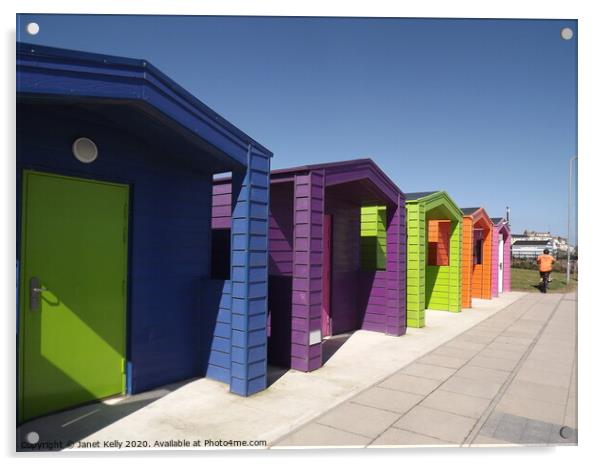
left=19, top=171, right=128, bottom=421
left=321, top=214, right=333, bottom=338
left=498, top=236, right=504, bottom=294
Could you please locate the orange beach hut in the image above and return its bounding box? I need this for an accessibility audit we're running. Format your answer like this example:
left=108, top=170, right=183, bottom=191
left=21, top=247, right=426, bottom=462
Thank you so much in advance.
left=461, top=207, right=494, bottom=308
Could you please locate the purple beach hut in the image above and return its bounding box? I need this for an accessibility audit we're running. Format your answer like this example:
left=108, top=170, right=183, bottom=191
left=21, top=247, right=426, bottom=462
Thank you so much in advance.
left=212, top=159, right=407, bottom=373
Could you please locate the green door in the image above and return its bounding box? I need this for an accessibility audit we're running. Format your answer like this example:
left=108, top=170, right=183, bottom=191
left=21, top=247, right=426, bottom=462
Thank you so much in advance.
left=19, top=171, right=129, bottom=422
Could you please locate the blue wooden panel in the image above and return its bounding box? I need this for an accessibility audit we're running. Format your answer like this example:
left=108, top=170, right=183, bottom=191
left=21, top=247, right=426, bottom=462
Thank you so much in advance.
left=230, top=362, right=247, bottom=380
left=15, top=104, right=240, bottom=396
left=225, top=151, right=270, bottom=396
left=210, top=336, right=230, bottom=353
left=206, top=365, right=229, bottom=384
left=247, top=375, right=267, bottom=394
left=208, top=350, right=230, bottom=369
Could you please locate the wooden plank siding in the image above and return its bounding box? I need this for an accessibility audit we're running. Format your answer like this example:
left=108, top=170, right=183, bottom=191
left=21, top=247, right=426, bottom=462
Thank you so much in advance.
left=291, top=171, right=324, bottom=371
left=461, top=208, right=494, bottom=306
left=228, top=148, right=271, bottom=396
left=461, top=217, right=474, bottom=308
left=358, top=199, right=406, bottom=335
left=212, top=159, right=406, bottom=374
left=503, top=225, right=512, bottom=292
left=385, top=197, right=407, bottom=336
left=406, top=192, right=462, bottom=328
left=406, top=202, right=426, bottom=328
left=491, top=220, right=512, bottom=297
left=360, top=205, right=387, bottom=270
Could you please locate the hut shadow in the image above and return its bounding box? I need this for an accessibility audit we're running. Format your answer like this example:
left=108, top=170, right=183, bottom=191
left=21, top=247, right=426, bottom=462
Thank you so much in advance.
left=322, top=332, right=353, bottom=365
left=17, top=365, right=190, bottom=451
left=267, top=275, right=292, bottom=369
left=266, top=365, right=289, bottom=387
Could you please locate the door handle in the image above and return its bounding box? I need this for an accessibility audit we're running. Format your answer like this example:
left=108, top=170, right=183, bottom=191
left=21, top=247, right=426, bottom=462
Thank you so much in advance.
left=29, top=277, right=46, bottom=311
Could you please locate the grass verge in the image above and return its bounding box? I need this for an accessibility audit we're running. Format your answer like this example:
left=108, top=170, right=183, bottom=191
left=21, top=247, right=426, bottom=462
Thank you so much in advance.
left=511, top=267, right=578, bottom=293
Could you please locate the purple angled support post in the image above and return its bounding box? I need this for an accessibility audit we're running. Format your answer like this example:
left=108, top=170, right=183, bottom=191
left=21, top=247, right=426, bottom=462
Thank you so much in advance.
left=386, top=193, right=407, bottom=336
left=291, top=170, right=324, bottom=372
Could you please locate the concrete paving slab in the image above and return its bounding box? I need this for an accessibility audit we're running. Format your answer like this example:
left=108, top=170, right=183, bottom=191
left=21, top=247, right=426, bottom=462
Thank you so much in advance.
left=455, top=365, right=511, bottom=385
left=478, top=411, right=503, bottom=437
left=504, top=379, right=569, bottom=405
left=351, top=387, right=423, bottom=415
left=439, top=375, right=503, bottom=400
left=479, top=348, right=524, bottom=362
left=520, top=418, right=554, bottom=445
left=514, top=369, right=571, bottom=388
left=442, top=340, right=487, bottom=352
left=370, top=427, right=454, bottom=447
left=399, top=363, right=457, bottom=381
left=273, top=422, right=369, bottom=448
left=471, top=434, right=514, bottom=445
left=418, top=354, right=468, bottom=369
left=490, top=412, right=528, bottom=443
left=468, top=354, right=520, bottom=372
left=453, top=333, right=497, bottom=345
left=393, top=405, right=477, bottom=444
left=378, top=373, right=442, bottom=395
left=495, top=395, right=566, bottom=425
left=430, top=346, right=480, bottom=360
left=420, top=390, right=492, bottom=419
left=316, top=401, right=399, bottom=438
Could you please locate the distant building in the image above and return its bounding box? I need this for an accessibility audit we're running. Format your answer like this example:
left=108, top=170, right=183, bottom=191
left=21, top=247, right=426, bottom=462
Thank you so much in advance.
left=512, top=239, right=556, bottom=259
left=511, top=230, right=574, bottom=256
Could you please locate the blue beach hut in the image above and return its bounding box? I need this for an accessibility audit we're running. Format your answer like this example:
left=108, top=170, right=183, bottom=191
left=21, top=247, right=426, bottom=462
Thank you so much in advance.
left=16, top=42, right=272, bottom=421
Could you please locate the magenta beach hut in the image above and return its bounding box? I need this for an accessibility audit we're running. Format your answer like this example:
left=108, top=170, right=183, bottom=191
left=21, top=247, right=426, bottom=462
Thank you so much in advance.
left=213, top=159, right=406, bottom=373
left=491, top=217, right=511, bottom=296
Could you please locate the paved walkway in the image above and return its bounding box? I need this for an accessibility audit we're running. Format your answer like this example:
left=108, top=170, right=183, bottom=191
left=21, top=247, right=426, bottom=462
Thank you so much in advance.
left=273, top=292, right=577, bottom=448
left=18, top=292, right=525, bottom=450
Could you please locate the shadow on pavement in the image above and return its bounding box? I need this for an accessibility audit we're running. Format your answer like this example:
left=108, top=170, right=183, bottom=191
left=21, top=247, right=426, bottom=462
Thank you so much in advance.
left=322, top=333, right=354, bottom=365
left=17, top=379, right=192, bottom=451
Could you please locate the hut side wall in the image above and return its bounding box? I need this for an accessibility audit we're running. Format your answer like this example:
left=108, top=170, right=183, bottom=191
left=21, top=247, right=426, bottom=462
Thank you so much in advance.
left=461, top=217, right=474, bottom=308
left=503, top=226, right=512, bottom=292
left=493, top=223, right=512, bottom=294
left=471, top=224, right=493, bottom=300
left=406, top=202, right=426, bottom=328
left=358, top=198, right=406, bottom=336
left=360, top=206, right=387, bottom=270
left=491, top=223, right=512, bottom=297
left=491, top=224, right=501, bottom=298
left=448, top=220, right=463, bottom=312
left=385, top=196, right=407, bottom=335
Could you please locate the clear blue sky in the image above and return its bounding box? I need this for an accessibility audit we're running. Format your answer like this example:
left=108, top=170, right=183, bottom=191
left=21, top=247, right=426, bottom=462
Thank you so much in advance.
left=16, top=15, right=577, bottom=241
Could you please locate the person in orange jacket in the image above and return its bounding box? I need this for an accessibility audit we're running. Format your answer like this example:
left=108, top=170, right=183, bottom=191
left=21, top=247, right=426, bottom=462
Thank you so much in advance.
left=536, top=248, right=556, bottom=293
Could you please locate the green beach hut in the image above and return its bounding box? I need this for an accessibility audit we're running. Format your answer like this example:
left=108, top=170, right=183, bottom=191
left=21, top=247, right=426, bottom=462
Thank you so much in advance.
left=405, top=191, right=463, bottom=328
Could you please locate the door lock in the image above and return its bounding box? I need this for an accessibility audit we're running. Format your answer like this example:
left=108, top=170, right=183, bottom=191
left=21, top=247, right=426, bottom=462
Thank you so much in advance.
left=29, top=277, right=46, bottom=311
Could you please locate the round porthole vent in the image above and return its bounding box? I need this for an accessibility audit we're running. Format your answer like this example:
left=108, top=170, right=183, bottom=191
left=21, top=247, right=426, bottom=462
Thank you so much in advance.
left=72, top=137, right=98, bottom=163
left=26, top=22, right=40, bottom=36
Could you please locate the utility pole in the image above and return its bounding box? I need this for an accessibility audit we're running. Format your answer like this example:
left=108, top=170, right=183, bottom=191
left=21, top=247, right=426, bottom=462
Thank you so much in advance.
left=567, top=155, right=577, bottom=284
